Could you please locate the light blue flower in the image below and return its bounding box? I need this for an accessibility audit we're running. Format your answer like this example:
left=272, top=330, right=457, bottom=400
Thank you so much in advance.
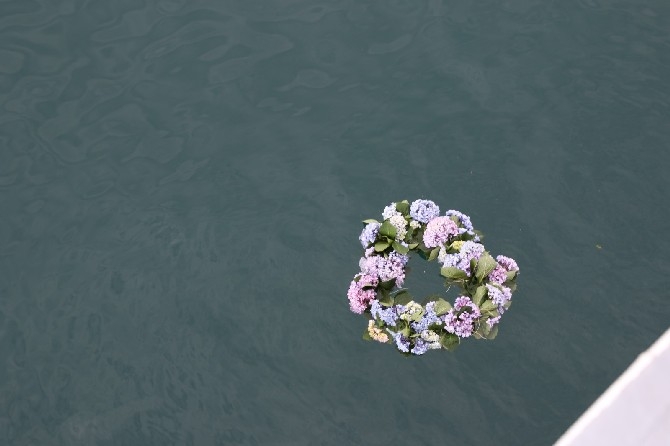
left=359, top=222, right=380, bottom=247
left=392, top=332, right=410, bottom=353
left=410, top=199, right=440, bottom=223
left=370, top=300, right=399, bottom=327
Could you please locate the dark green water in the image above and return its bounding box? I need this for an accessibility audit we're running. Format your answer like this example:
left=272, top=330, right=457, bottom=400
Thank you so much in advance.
left=1, top=1, right=670, bottom=444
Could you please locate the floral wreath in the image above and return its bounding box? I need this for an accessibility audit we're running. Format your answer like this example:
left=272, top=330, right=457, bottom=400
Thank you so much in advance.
left=347, top=199, right=520, bottom=355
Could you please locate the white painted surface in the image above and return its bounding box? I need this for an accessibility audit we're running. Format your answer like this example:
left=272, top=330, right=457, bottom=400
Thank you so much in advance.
left=555, top=328, right=670, bottom=446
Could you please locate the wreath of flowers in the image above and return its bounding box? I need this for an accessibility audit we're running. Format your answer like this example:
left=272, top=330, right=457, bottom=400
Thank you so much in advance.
left=347, top=199, right=520, bottom=355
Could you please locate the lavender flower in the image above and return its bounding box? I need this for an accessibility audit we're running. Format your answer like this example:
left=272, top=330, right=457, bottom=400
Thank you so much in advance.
left=454, top=296, right=481, bottom=315
left=410, top=199, right=440, bottom=223
left=359, top=222, right=380, bottom=247
left=360, top=252, right=409, bottom=286
left=496, top=255, right=519, bottom=272
left=486, top=284, right=512, bottom=307
left=443, top=296, right=481, bottom=338
left=488, top=265, right=508, bottom=284
left=486, top=316, right=501, bottom=328
left=423, top=216, right=459, bottom=248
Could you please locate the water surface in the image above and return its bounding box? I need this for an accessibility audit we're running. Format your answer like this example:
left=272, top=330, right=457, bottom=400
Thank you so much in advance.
left=1, top=1, right=670, bottom=444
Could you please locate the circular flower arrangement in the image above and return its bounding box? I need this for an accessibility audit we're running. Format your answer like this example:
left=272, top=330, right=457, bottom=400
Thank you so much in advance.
left=348, top=199, right=520, bottom=355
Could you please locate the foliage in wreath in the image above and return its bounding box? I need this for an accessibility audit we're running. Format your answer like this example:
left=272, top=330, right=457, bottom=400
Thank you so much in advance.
left=347, top=199, right=520, bottom=355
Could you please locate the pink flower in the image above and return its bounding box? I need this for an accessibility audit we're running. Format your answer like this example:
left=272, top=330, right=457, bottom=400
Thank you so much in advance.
left=423, top=216, right=458, bottom=248
left=347, top=274, right=378, bottom=314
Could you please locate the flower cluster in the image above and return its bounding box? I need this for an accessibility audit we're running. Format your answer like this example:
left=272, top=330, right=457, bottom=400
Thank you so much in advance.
left=443, top=296, right=481, bottom=338
left=347, top=273, right=378, bottom=314
left=423, top=217, right=459, bottom=248
left=359, top=251, right=409, bottom=285
left=438, top=241, right=486, bottom=276
left=349, top=199, right=520, bottom=355
left=410, top=199, right=441, bottom=223
left=359, top=222, right=380, bottom=247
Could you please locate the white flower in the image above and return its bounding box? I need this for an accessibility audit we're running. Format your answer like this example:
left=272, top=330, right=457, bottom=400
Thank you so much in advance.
left=382, top=203, right=401, bottom=220
left=399, top=301, right=423, bottom=321
left=437, top=246, right=448, bottom=264
left=389, top=215, right=407, bottom=240
left=421, top=330, right=440, bottom=343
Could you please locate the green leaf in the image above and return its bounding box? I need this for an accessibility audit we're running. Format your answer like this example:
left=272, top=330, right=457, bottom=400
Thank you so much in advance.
left=486, top=325, right=499, bottom=340
left=408, top=243, right=419, bottom=249
left=395, top=201, right=410, bottom=215
left=505, top=270, right=518, bottom=282
left=475, top=320, right=489, bottom=338
left=433, top=298, right=452, bottom=316
left=379, top=289, right=393, bottom=307
left=441, top=267, right=468, bottom=280
left=379, top=220, right=397, bottom=239
left=400, top=324, right=411, bottom=337
left=392, top=241, right=409, bottom=255
left=440, top=333, right=460, bottom=351
left=472, top=286, right=488, bottom=306
left=479, top=300, right=497, bottom=313
left=427, top=247, right=440, bottom=261
left=380, top=279, right=396, bottom=290
left=394, top=291, right=413, bottom=306
left=409, top=308, right=424, bottom=322
left=424, top=294, right=443, bottom=304
left=362, top=330, right=372, bottom=341
left=475, top=253, right=497, bottom=282
left=374, top=241, right=389, bottom=252
left=362, top=219, right=379, bottom=224
left=484, top=309, right=500, bottom=319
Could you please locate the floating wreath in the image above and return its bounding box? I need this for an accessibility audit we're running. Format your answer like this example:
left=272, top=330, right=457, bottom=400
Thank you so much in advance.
left=347, top=199, right=520, bottom=355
